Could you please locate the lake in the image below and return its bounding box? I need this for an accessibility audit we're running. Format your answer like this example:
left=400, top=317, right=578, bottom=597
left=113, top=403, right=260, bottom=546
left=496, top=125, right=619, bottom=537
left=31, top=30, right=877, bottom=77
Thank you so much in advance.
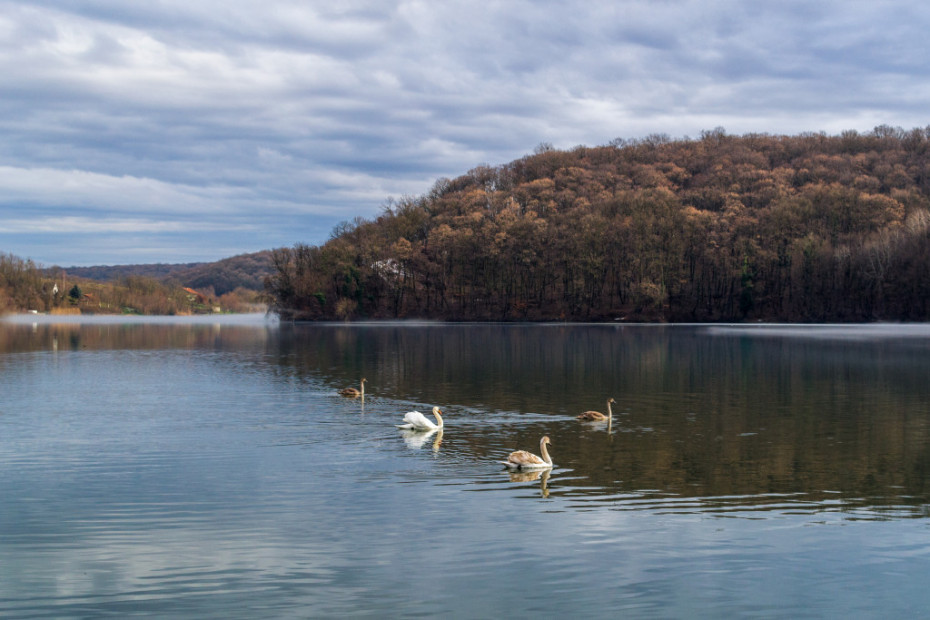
left=2, top=315, right=930, bottom=618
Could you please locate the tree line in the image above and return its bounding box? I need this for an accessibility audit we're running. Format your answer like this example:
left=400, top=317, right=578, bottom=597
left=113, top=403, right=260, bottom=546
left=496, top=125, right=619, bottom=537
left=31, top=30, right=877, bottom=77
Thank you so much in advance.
left=267, top=126, right=930, bottom=322
left=0, top=252, right=262, bottom=315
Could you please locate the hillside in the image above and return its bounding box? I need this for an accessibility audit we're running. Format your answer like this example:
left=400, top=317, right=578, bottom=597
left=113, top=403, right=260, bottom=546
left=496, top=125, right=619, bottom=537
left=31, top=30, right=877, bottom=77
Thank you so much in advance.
left=1, top=250, right=272, bottom=315
left=60, top=250, right=274, bottom=295
left=60, top=262, right=204, bottom=282
left=165, top=251, right=274, bottom=295
left=1, top=252, right=255, bottom=315
left=266, top=126, right=930, bottom=322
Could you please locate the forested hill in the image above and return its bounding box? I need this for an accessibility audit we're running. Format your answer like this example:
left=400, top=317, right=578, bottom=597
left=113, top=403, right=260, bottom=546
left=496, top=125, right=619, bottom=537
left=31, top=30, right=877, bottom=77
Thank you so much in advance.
left=267, top=126, right=930, bottom=322
left=62, top=250, right=273, bottom=295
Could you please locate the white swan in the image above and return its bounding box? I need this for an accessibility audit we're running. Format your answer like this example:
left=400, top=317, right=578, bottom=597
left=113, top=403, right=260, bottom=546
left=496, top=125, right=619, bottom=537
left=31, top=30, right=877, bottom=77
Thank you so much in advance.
left=501, top=436, right=553, bottom=470
left=396, top=406, right=444, bottom=431
left=577, top=397, right=616, bottom=422
left=340, top=378, right=366, bottom=398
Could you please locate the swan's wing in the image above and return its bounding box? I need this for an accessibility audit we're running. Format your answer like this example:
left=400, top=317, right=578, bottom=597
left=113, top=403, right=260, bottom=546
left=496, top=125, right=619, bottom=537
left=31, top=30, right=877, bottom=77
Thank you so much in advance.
left=577, top=410, right=606, bottom=421
left=403, top=410, right=425, bottom=424
left=403, top=411, right=435, bottom=428
left=505, top=450, right=546, bottom=466
left=396, top=410, right=421, bottom=429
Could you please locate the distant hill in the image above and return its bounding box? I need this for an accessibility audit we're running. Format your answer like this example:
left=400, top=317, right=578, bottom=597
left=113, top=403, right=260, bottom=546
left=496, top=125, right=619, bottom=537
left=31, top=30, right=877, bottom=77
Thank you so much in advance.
left=166, top=251, right=275, bottom=295
left=58, top=250, right=274, bottom=296
left=60, top=262, right=204, bottom=282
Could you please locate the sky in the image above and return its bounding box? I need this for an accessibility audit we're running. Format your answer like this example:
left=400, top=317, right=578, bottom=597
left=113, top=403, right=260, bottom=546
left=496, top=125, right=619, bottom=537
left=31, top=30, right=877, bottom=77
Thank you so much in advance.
left=2, top=0, right=930, bottom=267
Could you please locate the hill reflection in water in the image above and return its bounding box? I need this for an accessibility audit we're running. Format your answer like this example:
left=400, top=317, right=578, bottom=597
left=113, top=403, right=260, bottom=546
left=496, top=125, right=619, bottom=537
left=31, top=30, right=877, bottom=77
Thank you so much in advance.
left=4, top=318, right=930, bottom=617
left=272, top=322, right=930, bottom=519
left=3, top=317, right=930, bottom=519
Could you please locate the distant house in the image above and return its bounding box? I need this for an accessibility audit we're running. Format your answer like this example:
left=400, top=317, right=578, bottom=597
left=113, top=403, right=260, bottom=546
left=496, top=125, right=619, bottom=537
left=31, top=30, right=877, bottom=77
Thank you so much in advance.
left=182, top=287, right=207, bottom=304
left=80, top=292, right=108, bottom=309
left=371, top=258, right=407, bottom=281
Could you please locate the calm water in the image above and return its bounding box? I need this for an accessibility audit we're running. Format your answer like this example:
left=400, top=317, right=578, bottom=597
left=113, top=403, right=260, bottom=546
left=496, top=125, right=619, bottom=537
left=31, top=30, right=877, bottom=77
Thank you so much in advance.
left=3, top=315, right=930, bottom=618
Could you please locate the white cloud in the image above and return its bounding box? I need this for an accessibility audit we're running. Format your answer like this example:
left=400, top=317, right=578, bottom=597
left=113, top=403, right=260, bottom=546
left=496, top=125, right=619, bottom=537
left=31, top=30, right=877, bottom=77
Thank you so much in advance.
left=0, top=166, right=242, bottom=214
left=0, top=216, right=207, bottom=234
left=1, top=0, right=930, bottom=265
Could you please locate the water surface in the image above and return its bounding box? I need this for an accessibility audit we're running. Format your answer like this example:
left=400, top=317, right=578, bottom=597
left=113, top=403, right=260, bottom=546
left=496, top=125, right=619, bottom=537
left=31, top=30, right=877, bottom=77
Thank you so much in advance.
left=2, top=316, right=930, bottom=617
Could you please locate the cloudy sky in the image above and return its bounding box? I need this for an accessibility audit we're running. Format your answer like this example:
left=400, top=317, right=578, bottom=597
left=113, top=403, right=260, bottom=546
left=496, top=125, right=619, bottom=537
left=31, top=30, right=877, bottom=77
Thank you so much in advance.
left=2, top=1, right=929, bottom=266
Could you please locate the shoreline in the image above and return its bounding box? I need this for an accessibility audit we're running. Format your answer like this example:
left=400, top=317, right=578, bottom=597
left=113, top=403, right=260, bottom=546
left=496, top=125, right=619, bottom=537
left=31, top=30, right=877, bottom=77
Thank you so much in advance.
left=1, top=312, right=277, bottom=326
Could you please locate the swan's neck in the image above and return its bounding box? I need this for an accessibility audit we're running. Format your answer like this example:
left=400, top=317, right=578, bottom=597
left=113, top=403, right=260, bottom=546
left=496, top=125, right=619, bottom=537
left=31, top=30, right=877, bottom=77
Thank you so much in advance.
left=607, top=400, right=613, bottom=421
left=540, top=440, right=552, bottom=465
left=360, top=382, right=365, bottom=396
left=433, top=410, right=443, bottom=427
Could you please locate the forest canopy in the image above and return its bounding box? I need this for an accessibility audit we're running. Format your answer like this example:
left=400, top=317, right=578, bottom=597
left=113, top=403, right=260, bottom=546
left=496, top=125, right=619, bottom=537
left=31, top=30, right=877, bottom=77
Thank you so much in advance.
left=267, top=126, right=930, bottom=322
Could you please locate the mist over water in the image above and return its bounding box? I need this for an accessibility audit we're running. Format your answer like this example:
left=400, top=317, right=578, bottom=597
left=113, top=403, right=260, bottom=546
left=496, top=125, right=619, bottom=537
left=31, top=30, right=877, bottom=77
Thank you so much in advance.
left=3, top=317, right=930, bottom=617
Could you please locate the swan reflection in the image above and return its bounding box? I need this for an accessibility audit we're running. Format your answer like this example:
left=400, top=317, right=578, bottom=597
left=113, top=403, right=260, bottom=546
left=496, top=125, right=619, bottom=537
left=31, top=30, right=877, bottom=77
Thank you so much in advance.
left=400, top=428, right=443, bottom=452
left=579, top=417, right=614, bottom=436
left=508, top=467, right=551, bottom=498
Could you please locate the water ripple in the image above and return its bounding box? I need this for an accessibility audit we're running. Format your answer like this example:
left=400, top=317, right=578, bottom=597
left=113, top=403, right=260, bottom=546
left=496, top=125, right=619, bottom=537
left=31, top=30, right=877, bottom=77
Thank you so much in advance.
left=5, top=322, right=930, bottom=617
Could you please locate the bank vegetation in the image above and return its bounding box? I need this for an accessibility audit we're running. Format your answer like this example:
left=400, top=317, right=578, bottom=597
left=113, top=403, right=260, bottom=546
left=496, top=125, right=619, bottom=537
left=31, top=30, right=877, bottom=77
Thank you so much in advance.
left=0, top=253, right=263, bottom=315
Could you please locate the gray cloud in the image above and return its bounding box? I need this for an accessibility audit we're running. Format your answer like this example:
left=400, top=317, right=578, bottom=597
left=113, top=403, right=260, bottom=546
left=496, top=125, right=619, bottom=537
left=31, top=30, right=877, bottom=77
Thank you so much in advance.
left=1, top=0, right=928, bottom=265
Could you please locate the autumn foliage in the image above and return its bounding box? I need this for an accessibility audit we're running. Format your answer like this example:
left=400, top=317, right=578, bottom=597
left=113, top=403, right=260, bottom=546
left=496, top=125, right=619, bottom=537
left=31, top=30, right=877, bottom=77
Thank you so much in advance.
left=267, top=126, right=930, bottom=322
left=0, top=253, right=266, bottom=315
